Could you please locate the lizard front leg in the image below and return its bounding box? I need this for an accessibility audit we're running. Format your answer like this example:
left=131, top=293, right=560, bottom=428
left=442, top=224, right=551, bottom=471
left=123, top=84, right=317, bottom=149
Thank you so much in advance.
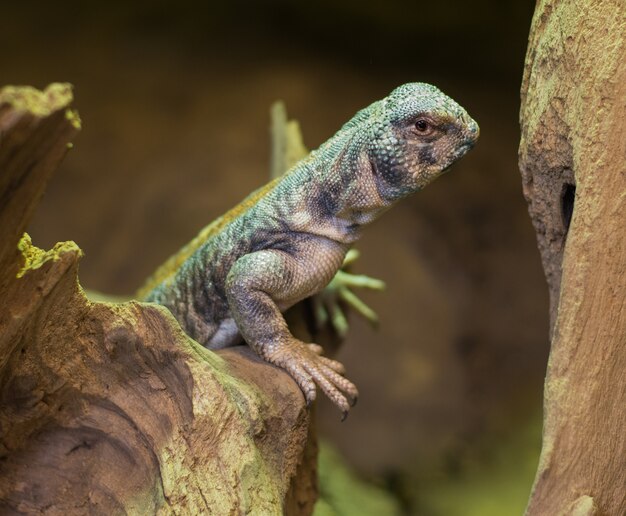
left=225, top=244, right=358, bottom=416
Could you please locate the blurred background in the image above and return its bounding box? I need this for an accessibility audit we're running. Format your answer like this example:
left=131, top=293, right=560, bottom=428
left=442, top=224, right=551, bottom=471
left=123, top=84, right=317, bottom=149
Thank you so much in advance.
left=1, top=1, right=548, bottom=514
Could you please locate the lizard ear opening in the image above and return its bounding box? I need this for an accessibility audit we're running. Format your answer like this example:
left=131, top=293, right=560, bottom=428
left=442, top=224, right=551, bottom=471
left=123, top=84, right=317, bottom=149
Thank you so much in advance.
left=368, top=157, right=379, bottom=177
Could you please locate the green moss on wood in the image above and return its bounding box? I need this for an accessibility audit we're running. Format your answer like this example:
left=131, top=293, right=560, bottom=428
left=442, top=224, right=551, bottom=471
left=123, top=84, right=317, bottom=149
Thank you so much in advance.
left=16, top=233, right=82, bottom=278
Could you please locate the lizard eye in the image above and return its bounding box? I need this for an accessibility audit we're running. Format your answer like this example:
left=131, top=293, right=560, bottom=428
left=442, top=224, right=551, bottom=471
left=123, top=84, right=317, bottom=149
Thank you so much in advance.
left=414, top=118, right=431, bottom=133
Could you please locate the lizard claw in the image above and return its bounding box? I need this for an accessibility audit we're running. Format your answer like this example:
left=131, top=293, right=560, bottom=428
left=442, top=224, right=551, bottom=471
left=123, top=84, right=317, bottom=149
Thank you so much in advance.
left=267, top=339, right=359, bottom=417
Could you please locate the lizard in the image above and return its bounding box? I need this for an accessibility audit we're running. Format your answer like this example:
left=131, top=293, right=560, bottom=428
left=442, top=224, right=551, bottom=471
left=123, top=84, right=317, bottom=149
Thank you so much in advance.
left=138, top=82, right=479, bottom=418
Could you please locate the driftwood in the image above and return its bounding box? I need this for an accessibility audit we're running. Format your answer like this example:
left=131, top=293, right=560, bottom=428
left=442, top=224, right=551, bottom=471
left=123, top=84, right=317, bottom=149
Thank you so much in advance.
left=519, top=1, right=626, bottom=514
left=0, top=85, right=317, bottom=514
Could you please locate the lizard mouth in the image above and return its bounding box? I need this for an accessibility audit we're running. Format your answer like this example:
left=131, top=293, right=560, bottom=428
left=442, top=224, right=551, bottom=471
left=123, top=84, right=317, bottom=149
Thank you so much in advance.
left=454, top=142, right=474, bottom=159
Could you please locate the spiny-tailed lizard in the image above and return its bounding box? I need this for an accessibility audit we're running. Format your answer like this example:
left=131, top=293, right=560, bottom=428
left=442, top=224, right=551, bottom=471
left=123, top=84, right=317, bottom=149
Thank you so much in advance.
left=138, top=83, right=479, bottom=418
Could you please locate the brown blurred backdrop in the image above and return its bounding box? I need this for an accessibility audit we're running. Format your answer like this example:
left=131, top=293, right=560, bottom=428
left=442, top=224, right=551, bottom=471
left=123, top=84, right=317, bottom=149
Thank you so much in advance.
left=1, top=1, right=547, bottom=513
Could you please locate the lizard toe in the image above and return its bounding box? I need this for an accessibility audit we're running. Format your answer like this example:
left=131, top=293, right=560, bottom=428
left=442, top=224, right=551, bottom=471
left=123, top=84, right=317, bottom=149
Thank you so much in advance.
left=319, top=364, right=359, bottom=401
left=302, top=362, right=351, bottom=414
left=307, top=343, right=324, bottom=355
left=319, top=356, right=346, bottom=374
left=285, top=363, right=317, bottom=405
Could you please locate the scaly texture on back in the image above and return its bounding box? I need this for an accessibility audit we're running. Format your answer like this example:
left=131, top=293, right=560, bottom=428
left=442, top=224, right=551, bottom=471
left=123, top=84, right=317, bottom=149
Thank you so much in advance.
left=136, top=175, right=284, bottom=299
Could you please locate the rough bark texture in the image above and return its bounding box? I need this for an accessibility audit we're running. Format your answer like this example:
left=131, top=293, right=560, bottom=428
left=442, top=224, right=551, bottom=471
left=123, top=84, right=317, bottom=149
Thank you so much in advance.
left=519, top=1, right=626, bottom=514
left=0, top=84, right=316, bottom=514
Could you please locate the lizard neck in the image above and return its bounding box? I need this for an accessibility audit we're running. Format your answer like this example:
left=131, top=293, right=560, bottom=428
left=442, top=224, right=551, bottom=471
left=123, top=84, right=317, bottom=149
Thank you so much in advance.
left=280, top=128, right=393, bottom=244
left=367, top=137, right=424, bottom=203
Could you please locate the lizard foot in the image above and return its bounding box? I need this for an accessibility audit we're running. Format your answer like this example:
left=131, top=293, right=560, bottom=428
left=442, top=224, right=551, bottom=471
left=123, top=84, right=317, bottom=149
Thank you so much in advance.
left=267, top=340, right=359, bottom=418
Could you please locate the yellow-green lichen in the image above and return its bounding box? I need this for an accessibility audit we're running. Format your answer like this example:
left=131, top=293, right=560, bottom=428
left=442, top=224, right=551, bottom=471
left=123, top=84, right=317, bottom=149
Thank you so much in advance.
left=65, top=108, right=82, bottom=129
left=0, top=83, right=74, bottom=117
left=156, top=354, right=283, bottom=514
left=569, top=495, right=597, bottom=516
left=17, top=233, right=82, bottom=278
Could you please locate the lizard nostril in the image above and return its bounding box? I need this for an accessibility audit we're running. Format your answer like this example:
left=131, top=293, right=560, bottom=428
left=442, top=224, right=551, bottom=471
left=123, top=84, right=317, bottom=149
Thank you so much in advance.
left=468, top=121, right=480, bottom=140
left=458, top=113, right=479, bottom=138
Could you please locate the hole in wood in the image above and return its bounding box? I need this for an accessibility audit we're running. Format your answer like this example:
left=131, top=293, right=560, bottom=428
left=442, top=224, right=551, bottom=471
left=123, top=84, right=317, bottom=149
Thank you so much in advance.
left=561, top=183, right=576, bottom=232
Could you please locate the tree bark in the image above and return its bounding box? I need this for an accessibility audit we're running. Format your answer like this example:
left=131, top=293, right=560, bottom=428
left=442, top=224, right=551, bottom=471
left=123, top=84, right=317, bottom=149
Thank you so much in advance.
left=519, top=1, right=626, bottom=514
left=0, top=84, right=316, bottom=514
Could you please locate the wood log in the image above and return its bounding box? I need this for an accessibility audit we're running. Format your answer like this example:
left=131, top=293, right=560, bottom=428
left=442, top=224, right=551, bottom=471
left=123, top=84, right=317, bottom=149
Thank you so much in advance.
left=519, top=1, right=626, bottom=514
left=0, top=84, right=316, bottom=514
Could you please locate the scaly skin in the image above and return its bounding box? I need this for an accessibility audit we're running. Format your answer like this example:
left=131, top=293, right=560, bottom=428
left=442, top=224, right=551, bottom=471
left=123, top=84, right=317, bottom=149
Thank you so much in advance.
left=140, top=83, right=479, bottom=417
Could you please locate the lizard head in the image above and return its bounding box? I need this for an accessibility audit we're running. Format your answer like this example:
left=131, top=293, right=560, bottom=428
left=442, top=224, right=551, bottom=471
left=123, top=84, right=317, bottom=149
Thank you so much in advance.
left=368, top=82, right=479, bottom=199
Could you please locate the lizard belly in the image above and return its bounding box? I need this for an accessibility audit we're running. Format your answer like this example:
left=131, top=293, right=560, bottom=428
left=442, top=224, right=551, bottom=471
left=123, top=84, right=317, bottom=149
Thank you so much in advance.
left=206, top=318, right=241, bottom=349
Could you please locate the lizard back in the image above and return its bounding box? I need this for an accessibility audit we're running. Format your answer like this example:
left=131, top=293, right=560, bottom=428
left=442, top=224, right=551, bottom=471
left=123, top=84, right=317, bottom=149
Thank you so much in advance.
left=136, top=155, right=317, bottom=299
